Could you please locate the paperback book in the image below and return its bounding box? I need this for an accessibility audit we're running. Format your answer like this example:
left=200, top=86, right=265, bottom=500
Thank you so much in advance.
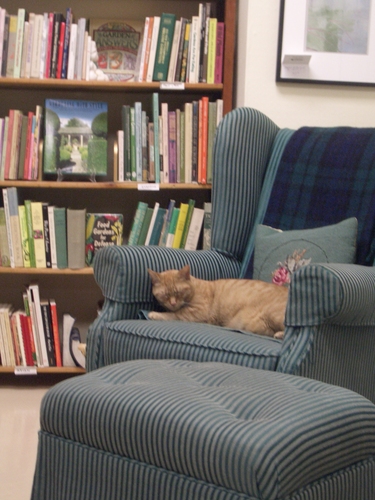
left=43, top=99, right=108, bottom=178
left=85, top=213, right=124, bottom=266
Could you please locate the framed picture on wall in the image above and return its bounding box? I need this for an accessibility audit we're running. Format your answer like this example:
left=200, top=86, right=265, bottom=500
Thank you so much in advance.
left=276, top=0, right=375, bottom=86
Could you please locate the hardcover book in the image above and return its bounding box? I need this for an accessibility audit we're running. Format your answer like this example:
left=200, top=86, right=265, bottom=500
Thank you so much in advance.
left=85, top=213, right=123, bottom=266
left=90, top=19, right=144, bottom=81
left=43, top=99, right=108, bottom=178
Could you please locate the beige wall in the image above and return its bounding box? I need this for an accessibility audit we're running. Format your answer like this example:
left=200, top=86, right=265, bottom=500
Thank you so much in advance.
left=236, top=0, right=375, bottom=129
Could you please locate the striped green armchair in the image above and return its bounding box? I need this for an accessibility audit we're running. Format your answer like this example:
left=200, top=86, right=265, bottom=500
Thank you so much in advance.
left=86, top=108, right=375, bottom=403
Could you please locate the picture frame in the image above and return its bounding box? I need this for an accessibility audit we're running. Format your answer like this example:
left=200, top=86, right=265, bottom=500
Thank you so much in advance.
left=276, top=0, right=375, bottom=86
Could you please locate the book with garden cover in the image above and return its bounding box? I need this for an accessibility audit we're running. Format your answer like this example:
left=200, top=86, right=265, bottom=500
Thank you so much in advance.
left=43, top=99, right=108, bottom=178
left=85, top=213, right=124, bottom=266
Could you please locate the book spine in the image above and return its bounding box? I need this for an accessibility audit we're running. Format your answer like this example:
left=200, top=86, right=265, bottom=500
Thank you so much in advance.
left=180, top=199, right=195, bottom=249
left=146, top=16, right=160, bottom=82
left=22, top=293, right=37, bottom=365
left=130, top=107, right=137, bottom=181
left=7, top=187, right=23, bottom=267
left=24, top=200, right=36, bottom=267
left=20, top=21, right=29, bottom=78
left=42, top=203, right=52, bottom=268
left=153, top=13, right=176, bottom=81
left=191, top=101, right=199, bottom=182
left=203, top=201, right=212, bottom=250
left=149, top=208, right=167, bottom=245
left=53, top=207, right=68, bottom=269
left=27, top=284, right=49, bottom=367
left=207, top=17, right=217, bottom=84
left=19, top=311, right=34, bottom=366
left=30, top=201, right=46, bottom=268
left=184, top=207, right=205, bottom=250
left=214, top=22, right=224, bottom=83
left=49, top=300, right=62, bottom=366
left=24, top=13, right=33, bottom=78
left=167, top=19, right=181, bottom=82
left=200, top=96, right=209, bottom=185
left=117, top=129, right=124, bottom=182
left=145, top=202, right=160, bottom=246
left=134, top=102, right=143, bottom=182
left=44, top=12, right=54, bottom=78
left=138, top=16, right=150, bottom=82
left=1, top=14, right=10, bottom=77
left=174, top=18, right=187, bottom=82
left=159, top=199, right=175, bottom=247
left=172, top=202, right=189, bottom=248
left=188, top=16, right=200, bottom=83
left=165, top=207, right=180, bottom=247
left=18, top=205, right=31, bottom=268
left=168, top=111, right=177, bottom=183
left=128, top=202, right=148, bottom=245
left=184, top=102, right=193, bottom=183
left=47, top=205, right=57, bottom=268
left=148, top=123, right=155, bottom=182
left=5, top=15, right=17, bottom=78
left=121, top=105, right=131, bottom=181
left=30, top=14, right=43, bottom=79
left=67, top=208, right=86, bottom=269
left=161, top=102, right=169, bottom=183
left=61, top=7, right=72, bottom=79
left=14, top=8, right=26, bottom=78
left=67, top=23, right=77, bottom=80
left=0, top=8, right=6, bottom=73
left=56, top=21, right=66, bottom=79
left=40, top=301, right=56, bottom=366
left=152, top=93, right=160, bottom=183
left=141, top=111, right=148, bottom=182
left=39, top=12, right=49, bottom=79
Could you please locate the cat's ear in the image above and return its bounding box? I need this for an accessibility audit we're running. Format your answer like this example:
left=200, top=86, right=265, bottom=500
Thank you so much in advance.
left=148, top=269, right=160, bottom=285
left=179, top=265, right=191, bottom=280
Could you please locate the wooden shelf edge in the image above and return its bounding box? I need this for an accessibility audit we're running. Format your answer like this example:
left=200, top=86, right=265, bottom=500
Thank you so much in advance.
left=0, top=77, right=223, bottom=93
left=0, top=267, right=94, bottom=275
left=0, top=181, right=212, bottom=189
left=0, top=366, right=85, bottom=374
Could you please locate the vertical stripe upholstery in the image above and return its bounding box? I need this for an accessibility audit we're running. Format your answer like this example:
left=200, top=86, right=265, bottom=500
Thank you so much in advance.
left=32, top=360, right=375, bottom=500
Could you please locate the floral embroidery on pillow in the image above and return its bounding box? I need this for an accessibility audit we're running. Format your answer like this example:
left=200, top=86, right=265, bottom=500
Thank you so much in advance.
left=272, top=249, right=311, bottom=286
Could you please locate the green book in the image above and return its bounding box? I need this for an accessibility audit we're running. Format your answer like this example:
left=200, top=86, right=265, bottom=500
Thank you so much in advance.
left=137, top=208, right=154, bottom=246
left=130, top=107, right=137, bottom=181
left=0, top=207, right=10, bottom=266
left=152, top=93, right=160, bottom=184
left=149, top=208, right=167, bottom=245
left=24, top=200, right=36, bottom=267
left=128, top=202, right=148, bottom=245
left=153, top=13, right=176, bottom=81
left=121, top=105, right=131, bottom=181
left=53, top=207, right=68, bottom=269
left=18, top=205, right=31, bottom=267
left=180, top=199, right=195, bottom=249
left=166, top=207, right=180, bottom=248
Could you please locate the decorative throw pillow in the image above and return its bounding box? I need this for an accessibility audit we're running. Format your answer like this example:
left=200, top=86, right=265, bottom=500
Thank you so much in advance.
left=253, top=218, right=358, bottom=285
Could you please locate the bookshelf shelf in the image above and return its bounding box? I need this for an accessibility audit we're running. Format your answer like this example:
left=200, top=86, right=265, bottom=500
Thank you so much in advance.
left=0, top=366, right=85, bottom=374
left=0, top=77, right=223, bottom=93
left=0, top=267, right=94, bottom=275
left=0, top=180, right=211, bottom=190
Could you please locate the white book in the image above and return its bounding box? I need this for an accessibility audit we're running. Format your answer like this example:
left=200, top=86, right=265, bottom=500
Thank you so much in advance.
left=30, top=14, right=44, bottom=78
left=146, top=16, right=160, bottom=82
left=188, top=16, right=200, bottom=83
left=27, top=284, right=49, bottom=367
left=25, top=13, right=34, bottom=78
left=117, top=130, right=124, bottom=181
left=82, top=32, right=89, bottom=81
left=14, top=8, right=26, bottom=78
left=48, top=205, right=57, bottom=269
left=85, top=36, right=91, bottom=81
left=145, top=202, right=160, bottom=246
left=2, top=189, right=14, bottom=268
left=161, top=102, right=169, bottom=183
left=39, top=12, right=49, bottom=79
left=13, top=311, right=27, bottom=366
left=167, top=19, right=182, bottom=82
left=216, top=98, right=223, bottom=126
left=138, top=16, right=150, bottom=82
left=75, top=18, right=86, bottom=80
left=0, top=8, right=6, bottom=72
left=0, top=305, right=11, bottom=366
left=184, top=208, right=205, bottom=250
left=184, top=102, right=193, bottom=183
left=2, top=306, right=15, bottom=366
left=20, top=21, right=29, bottom=77
left=67, top=23, right=77, bottom=80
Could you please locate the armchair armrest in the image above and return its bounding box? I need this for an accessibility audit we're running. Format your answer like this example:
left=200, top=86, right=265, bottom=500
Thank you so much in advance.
left=278, top=263, right=375, bottom=402
left=87, top=245, right=241, bottom=371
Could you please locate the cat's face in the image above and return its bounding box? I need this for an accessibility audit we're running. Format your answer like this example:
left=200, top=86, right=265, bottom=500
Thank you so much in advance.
left=148, top=266, right=193, bottom=312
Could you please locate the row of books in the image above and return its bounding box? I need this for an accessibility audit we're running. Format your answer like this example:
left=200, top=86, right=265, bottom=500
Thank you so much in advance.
left=118, top=94, right=222, bottom=184
left=138, top=4, right=224, bottom=84
left=0, top=3, right=224, bottom=84
left=127, top=200, right=211, bottom=251
left=0, top=187, right=124, bottom=268
left=0, top=7, right=93, bottom=81
left=0, top=105, right=42, bottom=181
left=0, top=284, right=85, bottom=368
left=0, top=285, right=62, bottom=367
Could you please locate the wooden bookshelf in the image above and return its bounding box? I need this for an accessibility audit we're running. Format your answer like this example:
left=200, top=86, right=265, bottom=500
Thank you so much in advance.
left=0, top=0, right=237, bottom=379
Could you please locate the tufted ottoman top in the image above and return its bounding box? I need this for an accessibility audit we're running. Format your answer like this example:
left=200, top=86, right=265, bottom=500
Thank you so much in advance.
left=40, top=360, right=375, bottom=500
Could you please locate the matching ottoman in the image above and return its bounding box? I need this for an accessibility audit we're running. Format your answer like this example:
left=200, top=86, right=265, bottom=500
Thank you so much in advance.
left=31, top=360, right=375, bottom=500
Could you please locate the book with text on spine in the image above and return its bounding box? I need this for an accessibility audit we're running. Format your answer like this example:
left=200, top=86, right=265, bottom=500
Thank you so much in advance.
left=85, top=213, right=123, bottom=266
left=43, top=99, right=108, bottom=178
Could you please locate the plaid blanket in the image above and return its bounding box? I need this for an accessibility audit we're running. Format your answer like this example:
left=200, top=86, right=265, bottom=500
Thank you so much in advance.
left=262, top=126, right=375, bottom=266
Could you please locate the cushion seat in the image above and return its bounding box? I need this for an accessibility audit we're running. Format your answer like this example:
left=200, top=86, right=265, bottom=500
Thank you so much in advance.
left=33, top=360, right=375, bottom=500
left=102, top=319, right=282, bottom=370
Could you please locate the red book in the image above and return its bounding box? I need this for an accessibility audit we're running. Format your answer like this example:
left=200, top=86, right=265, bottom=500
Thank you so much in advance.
left=23, top=111, right=34, bottom=180
left=49, top=299, right=62, bottom=366
left=214, top=22, right=224, bottom=84
left=200, top=96, right=209, bottom=185
left=56, top=21, right=66, bottom=79
left=19, top=312, right=35, bottom=366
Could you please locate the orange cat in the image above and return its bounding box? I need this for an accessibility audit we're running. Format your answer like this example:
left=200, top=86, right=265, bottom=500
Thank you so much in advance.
left=148, top=265, right=288, bottom=339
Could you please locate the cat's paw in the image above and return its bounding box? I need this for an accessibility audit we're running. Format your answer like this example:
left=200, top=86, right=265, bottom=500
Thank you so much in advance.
left=149, top=311, right=162, bottom=320
left=78, top=343, right=87, bottom=357
left=274, top=331, right=284, bottom=340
